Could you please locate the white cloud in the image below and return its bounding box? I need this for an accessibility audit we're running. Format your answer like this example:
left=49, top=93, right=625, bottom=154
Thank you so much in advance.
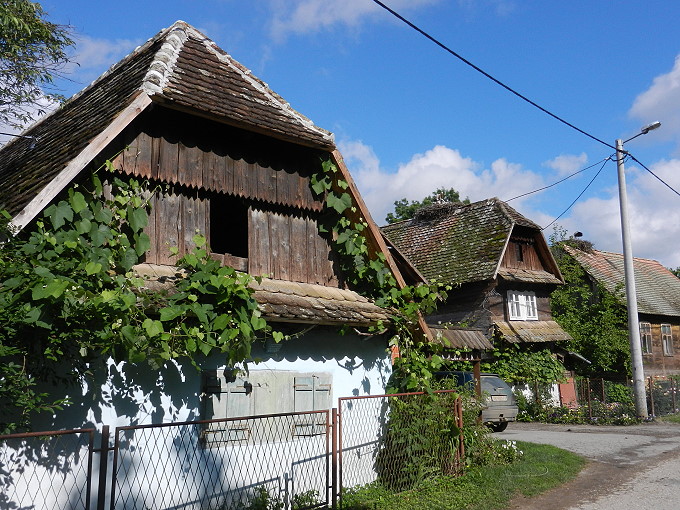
left=566, top=158, right=680, bottom=269
left=269, top=0, right=440, bottom=41
left=339, top=140, right=544, bottom=225
left=543, top=152, right=588, bottom=176
left=629, top=54, right=680, bottom=151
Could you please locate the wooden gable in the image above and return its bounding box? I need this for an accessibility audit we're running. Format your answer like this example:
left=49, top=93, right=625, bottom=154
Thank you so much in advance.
left=104, top=106, right=340, bottom=286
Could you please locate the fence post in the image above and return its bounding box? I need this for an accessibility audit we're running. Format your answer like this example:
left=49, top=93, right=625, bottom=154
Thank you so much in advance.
left=673, top=378, right=677, bottom=413
left=96, top=425, right=110, bottom=510
left=331, top=408, right=338, bottom=509
left=649, top=377, right=655, bottom=417
left=586, top=378, right=592, bottom=420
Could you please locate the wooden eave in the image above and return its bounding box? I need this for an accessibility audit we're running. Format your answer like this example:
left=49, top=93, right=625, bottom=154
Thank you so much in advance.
left=9, top=92, right=153, bottom=233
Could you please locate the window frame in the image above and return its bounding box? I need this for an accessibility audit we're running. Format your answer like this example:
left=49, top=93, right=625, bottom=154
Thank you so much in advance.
left=640, top=322, right=653, bottom=355
left=507, top=290, right=538, bottom=321
left=662, top=323, right=674, bottom=356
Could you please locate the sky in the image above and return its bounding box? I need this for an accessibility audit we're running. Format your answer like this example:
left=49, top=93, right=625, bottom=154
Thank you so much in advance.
left=18, top=0, right=680, bottom=268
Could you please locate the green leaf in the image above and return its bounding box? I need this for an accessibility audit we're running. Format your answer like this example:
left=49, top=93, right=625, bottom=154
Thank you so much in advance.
left=47, top=201, right=74, bottom=229
left=159, top=306, right=184, bottom=322
left=128, top=206, right=148, bottom=233
left=143, top=318, right=164, bottom=337
left=85, top=261, right=102, bottom=275
left=326, top=192, right=352, bottom=214
left=69, top=191, right=87, bottom=213
left=134, top=232, right=150, bottom=256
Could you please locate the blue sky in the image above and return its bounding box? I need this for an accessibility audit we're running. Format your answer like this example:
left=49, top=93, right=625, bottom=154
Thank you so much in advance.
left=28, top=0, right=680, bottom=267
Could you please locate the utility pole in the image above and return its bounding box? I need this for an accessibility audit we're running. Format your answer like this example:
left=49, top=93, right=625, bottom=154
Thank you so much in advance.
left=615, top=120, right=661, bottom=419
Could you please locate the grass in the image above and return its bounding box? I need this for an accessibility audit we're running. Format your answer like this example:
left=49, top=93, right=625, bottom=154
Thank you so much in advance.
left=657, top=414, right=680, bottom=424
left=340, top=441, right=586, bottom=510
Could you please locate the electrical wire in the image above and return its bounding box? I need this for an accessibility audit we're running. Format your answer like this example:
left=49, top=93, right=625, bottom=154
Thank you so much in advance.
left=628, top=153, right=680, bottom=198
left=369, top=0, right=616, bottom=150
left=505, top=156, right=612, bottom=202
left=541, top=157, right=611, bottom=231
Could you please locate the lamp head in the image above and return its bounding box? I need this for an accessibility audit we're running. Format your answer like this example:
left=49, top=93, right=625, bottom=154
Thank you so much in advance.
left=641, top=121, right=661, bottom=134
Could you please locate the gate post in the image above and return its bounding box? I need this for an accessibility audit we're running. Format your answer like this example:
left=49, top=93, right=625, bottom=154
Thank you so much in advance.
left=96, top=425, right=110, bottom=510
left=331, top=407, right=338, bottom=508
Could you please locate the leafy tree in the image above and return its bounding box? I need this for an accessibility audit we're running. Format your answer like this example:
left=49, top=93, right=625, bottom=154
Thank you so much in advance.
left=549, top=234, right=631, bottom=379
left=385, top=187, right=470, bottom=224
left=669, top=267, right=680, bottom=279
left=0, top=0, right=73, bottom=129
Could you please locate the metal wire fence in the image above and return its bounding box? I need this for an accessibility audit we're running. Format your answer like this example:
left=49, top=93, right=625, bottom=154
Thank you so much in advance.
left=338, top=390, right=463, bottom=499
left=111, top=411, right=330, bottom=510
left=0, top=428, right=95, bottom=510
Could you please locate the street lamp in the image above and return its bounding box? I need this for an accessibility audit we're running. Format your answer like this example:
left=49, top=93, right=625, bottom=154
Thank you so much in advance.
left=615, top=120, right=661, bottom=419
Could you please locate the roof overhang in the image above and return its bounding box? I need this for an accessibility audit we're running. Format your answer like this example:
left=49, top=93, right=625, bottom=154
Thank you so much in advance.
left=9, top=92, right=153, bottom=233
left=134, top=263, right=390, bottom=328
left=495, top=320, right=572, bottom=343
left=429, top=326, right=494, bottom=350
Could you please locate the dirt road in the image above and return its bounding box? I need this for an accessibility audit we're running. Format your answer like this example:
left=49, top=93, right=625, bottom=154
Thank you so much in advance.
left=498, top=421, right=680, bottom=510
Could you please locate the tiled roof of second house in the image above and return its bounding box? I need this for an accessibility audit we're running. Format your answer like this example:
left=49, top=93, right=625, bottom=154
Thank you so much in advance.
left=564, top=246, right=680, bottom=317
left=381, top=198, right=539, bottom=284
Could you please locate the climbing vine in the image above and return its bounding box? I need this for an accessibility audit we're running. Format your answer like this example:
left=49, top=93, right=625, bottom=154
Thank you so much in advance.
left=0, top=165, right=270, bottom=433
left=311, top=159, right=450, bottom=392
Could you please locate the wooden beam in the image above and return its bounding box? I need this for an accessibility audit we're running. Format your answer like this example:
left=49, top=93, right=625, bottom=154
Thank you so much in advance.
left=10, top=92, right=153, bottom=232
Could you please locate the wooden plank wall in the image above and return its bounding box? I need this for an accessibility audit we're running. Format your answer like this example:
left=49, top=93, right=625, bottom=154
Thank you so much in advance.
left=501, top=238, right=544, bottom=271
left=249, top=208, right=337, bottom=285
left=111, top=131, right=323, bottom=212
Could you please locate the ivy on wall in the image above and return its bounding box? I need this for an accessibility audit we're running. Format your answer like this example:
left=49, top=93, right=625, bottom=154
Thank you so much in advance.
left=311, top=159, right=451, bottom=393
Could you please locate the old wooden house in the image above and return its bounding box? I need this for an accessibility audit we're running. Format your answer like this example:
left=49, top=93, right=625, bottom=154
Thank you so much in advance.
left=382, top=199, right=572, bottom=355
left=0, top=21, right=405, bottom=429
left=564, top=245, right=680, bottom=377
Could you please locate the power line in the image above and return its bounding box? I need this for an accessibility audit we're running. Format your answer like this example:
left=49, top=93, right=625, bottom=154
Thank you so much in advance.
left=370, top=0, right=616, bottom=150
left=628, top=153, right=680, bottom=198
left=505, top=156, right=611, bottom=202
left=541, top=157, right=611, bottom=231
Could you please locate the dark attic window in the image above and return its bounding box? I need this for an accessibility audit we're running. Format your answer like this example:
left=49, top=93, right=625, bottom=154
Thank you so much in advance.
left=210, top=193, right=248, bottom=258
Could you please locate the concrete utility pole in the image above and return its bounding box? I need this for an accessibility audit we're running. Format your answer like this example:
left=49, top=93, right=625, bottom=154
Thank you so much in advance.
left=615, top=120, right=661, bottom=419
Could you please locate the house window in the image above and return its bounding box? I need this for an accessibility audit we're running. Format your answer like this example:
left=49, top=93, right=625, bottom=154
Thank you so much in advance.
left=201, top=369, right=332, bottom=445
left=507, top=291, right=538, bottom=321
left=662, top=324, right=674, bottom=356
left=210, top=193, right=248, bottom=258
left=640, top=322, right=653, bottom=355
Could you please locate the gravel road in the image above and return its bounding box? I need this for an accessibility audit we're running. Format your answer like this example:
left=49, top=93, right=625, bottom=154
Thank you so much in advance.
left=497, top=421, right=680, bottom=510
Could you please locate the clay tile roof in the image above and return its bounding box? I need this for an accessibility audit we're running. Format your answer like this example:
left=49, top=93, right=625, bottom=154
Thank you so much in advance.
left=381, top=198, right=536, bottom=284
left=0, top=20, right=334, bottom=218
left=495, top=320, right=573, bottom=343
left=250, top=277, right=390, bottom=327
left=564, top=246, right=680, bottom=317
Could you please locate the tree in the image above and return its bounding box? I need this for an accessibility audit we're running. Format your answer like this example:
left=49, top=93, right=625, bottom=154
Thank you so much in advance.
left=385, top=187, right=470, bottom=224
left=0, top=0, right=73, bottom=129
left=548, top=231, right=631, bottom=379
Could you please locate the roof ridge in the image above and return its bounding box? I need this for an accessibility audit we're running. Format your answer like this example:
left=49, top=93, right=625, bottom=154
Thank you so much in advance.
left=142, top=21, right=190, bottom=95
left=187, top=26, right=333, bottom=143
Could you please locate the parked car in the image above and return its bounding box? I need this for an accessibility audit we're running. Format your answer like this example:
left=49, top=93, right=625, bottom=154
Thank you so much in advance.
left=435, top=371, right=518, bottom=432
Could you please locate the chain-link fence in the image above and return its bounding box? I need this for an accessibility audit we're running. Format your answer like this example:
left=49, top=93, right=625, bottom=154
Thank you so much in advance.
left=111, top=411, right=330, bottom=510
left=0, top=428, right=95, bottom=510
left=647, top=377, right=680, bottom=417
left=338, top=390, right=463, bottom=499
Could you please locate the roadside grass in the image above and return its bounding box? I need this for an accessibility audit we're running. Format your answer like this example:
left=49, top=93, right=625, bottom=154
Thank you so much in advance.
left=341, top=441, right=585, bottom=510
left=657, top=414, right=680, bottom=424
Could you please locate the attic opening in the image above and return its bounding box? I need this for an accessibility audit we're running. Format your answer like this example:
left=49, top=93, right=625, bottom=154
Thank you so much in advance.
left=210, top=193, right=248, bottom=258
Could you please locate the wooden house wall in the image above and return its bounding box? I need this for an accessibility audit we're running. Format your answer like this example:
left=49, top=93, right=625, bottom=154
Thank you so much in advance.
left=641, top=318, right=680, bottom=376
left=500, top=237, right=544, bottom=271
left=105, top=108, right=339, bottom=286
